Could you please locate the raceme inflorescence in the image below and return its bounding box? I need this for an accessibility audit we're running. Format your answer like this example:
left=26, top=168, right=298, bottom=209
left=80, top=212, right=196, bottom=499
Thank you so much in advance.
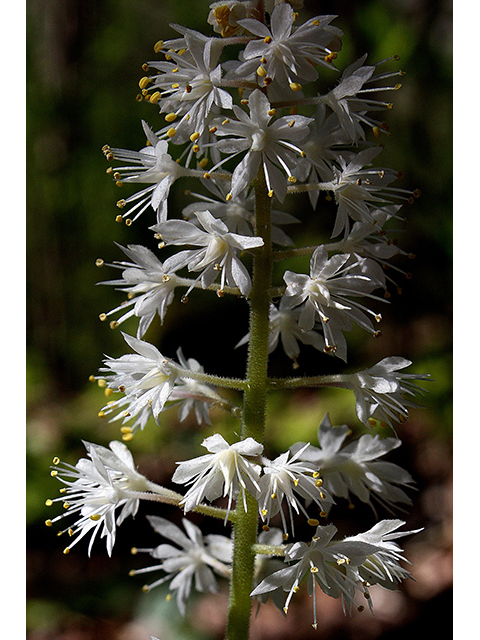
left=46, top=2, right=429, bottom=639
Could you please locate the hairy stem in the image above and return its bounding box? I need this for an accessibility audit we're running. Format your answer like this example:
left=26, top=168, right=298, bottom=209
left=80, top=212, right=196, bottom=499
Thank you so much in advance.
left=225, top=167, right=272, bottom=640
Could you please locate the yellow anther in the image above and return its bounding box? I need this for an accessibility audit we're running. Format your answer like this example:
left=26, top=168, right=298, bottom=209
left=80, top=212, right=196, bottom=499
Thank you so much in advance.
left=150, top=91, right=161, bottom=104
left=190, top=132, right=200, bottom=142
left=199, top=158, right=209, bottom=168
left=154, top=40, right=164, bottom=53
left=166, top=128, right=177, bottom=138
left=166, top=593, right=172, bottom=602
left=283, top=607, right=289, bottom=614
left=63, top=503, right=70, bottom=509
left=268, top=190, right=274, bottom=198
left=97, top=378, right=107, bottom=388
left=293, top=478, right=299, bottom=486
left=115, top=215, right=123, bottom=223
left=171, top=83, right=180, bottom=89
left=394, top=83, right=402, bottom=90
left=53, top=457, right=60, bottom=465
left=106, top=167, right=113, bottom=174
left=104, top=387, right=113, bottom=398
left=50, top=470, right=58, bottom=477
left=116, top=199, right=126, bottom=209
left=216, top=289, right=225, bottom=298
left=226, top=193, right=233, bottom=202
left=319, top=492, right=325, bottom=500
left=59, top=488, right=66, bottom=494
left=312, top=19, right=320, bottom=26
left=139, top=76, right=150, bottom=90
left=267, top=108, right=276, bottom=116
left=271, top=493, right=277, bottom=499
left=45, top=519, right=52, bottom=527
left=120, top=426, right=133, bottom=434
left=142, top=585, right=150, bottom=593
left=264, top=36, right=272, bottom=43
left=283, top=533, right=289, bottom=541
left=240, top=99, right=249, bottom=105
left=95, top=258, right=104, bottom=268
left=319, top=510, right=327, bottom=518
left=165, top=112, right=177, bottom=122
left=99, top=313, right=107, bottom=322
left=256, top=66, right=267, bottom=78
left=315, top=479, right=323, bottom=487
left=308, top=519, right=319, bottom=527
left=310, top=565, right=319, bottom=573
left=115, top=181, right=123, bottom=187
left=203, top=172, right=211, bottom=180
left=262, top=525, right=270, bottom=532
left=337, top=558, right=346, bottom=565
left=128, top=570, right=136, bottom=576
left=122, top=433, right=135, bottom=442
left=289, top=82, right=302, bottom=92
left=192, top=144, right=200, bottom=153
left=125, top=219, right=132, bottom=226
left=261, top=509, right=268, bottom=516
left=131, top=547, right=137, bottom=555
left=287, top=176, right=296, bottom=183
left=97, top=411, right=106, bottom=418
left=63, top=547, right=70, bottom=555
left=372, top=126, right=381, bottom=139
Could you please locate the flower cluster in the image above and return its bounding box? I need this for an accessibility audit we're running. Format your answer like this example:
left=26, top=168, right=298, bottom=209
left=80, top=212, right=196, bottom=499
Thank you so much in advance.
left=48, top=1, right=429, bottom=634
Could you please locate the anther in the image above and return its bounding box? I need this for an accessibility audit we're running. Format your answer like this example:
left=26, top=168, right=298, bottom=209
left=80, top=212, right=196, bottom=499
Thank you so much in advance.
left=310, top=566, right=319, bottom=573
left=125, top=219, right=132, bottom=226
left=372, top=126, right=381, bottom=139
left=128, top=570, right=136, bottom=576
left=131, top=547, right=137, bottom=555
left=45, top=519, right=52, bottom=527
left=190, top=132, right=200, bottom=142
left=267, top=108, right=276, bottom=116
left=99, top=313, right=107, bottom=322
left=53, top=457, right=60, bottom=465
left=199, top=158, right=209, bottom=168
left=319, top=511, right=327, bottom=518
left=97, top=379, right=107, bottom=387
left=256, top=66, right=267, bottom=77
left=63, top=547, right=70, bottom=555
left=116, top=199, right=126, bottom=209
left=216, top=289, right=225, bottom=298
left=115, top=215, right=123, bottom=223
left=166, top=127, right=177, bottom=138
left=264, top=36, right=272, bottom=43
left=394, top=83, right=402, bottom=90
left=122, top=433, right=135, bottom=442
left=153, top=40, right=164, bottom=53
left=262, top=525, right=270, bottom=532
left=50, top=470, right=58, bottom=477
left=226, top=193, right=233, bottom=202
left=165, top=112, right=177, bottom=122
left=287, top=176, right=296, bottom=183
left=261, top=509, right=268, bottom=516
left=289, top=82, right=302, bottom=91
left=308, top=519, right=319, bottom=526
left=149, top=92, right=161, bottom=104
left=139, top=77, right=150, bottom=90
left=110, top=320, right=119, bottom=329
left=90, top=514, right=101, bottom=521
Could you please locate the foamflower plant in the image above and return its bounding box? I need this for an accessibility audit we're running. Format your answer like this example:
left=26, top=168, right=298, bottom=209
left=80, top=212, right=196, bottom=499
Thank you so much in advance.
left=47, top=2, right=430, bottom=639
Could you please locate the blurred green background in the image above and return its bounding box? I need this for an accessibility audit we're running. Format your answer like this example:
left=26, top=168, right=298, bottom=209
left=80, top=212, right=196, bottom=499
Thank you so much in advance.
left=26, top=1, right=452, bottom=639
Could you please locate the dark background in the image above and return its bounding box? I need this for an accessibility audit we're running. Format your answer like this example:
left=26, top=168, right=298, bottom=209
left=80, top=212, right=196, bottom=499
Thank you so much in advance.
left=26, top=1, right=452, bottom=639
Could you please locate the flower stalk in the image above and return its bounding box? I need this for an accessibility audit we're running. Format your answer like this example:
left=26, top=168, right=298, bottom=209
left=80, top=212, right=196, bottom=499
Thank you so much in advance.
left=225, top=166, right=272, bottom=640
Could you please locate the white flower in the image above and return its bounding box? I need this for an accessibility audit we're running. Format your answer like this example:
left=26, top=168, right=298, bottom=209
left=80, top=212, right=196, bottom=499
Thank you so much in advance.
left=103, top=121, right=188, bottom=223
left=250, top=523, right=378, bottom=626
left=172, top=433, right=263, bottom=517
left=98, top=333, right=178, bottom=431
left=144, top=31, right=233, bottom=139
left=207, top=1, right=255, bottom=37
left=283, top=245, right=384, bottom=356
left=46, top=440, right=152, bottom=556
left=251, top=520, right=419, bottom=626
left=258, top=443, right=333, bottom=536
left=340, top=357, right=430, bottom=428
left=98, top=243, right=180, bottom=338
left=152, top=209, right=264, bottom=297
left=235, top=4, right=342, bottom=90
left=327, top=147, right=418, bottom=239
left=343, top=519, right=420, bottom=594
left=237, top=299, right=325, bottom=363
left=321, top=54, right=405, bottom=142
left=213, top=89, right=312, bottom=201
left=131, top=516, right=232, bottom=615
left=292, top=413, right=414, bottom=513
left=182, top=179, right=299, bottom=245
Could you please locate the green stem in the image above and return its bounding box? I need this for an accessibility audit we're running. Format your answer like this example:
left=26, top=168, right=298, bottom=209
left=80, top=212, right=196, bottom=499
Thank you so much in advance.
left=225, top=168, right=272, bottom=640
